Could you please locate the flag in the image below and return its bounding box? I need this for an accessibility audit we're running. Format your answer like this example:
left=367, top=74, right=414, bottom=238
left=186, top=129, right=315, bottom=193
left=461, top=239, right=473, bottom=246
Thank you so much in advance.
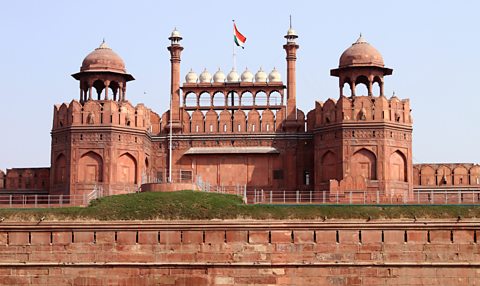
left=233, top=22, right=246, bottom=49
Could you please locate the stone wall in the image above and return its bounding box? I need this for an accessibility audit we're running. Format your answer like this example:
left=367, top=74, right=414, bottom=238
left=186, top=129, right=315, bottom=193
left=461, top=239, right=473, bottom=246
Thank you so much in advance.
left=0, top=220, right=478, bottom=285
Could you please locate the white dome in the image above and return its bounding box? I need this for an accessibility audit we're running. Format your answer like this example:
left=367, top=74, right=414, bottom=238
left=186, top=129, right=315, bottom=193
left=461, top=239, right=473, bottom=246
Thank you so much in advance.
left=170, top=28, right=181, bottom=38
left=213, top=68, right=225, bottom=83
left=199, top=68, right=212, bottom=83
left=268, top=67, right=281, bottom=82
left=241, top=68, right=254, bottom=82
left=185, top=69, right=197, bottom=83
left=287, top=28, right=297, bottom=37
left=227, top=68, right=239, bottom=83
left=255, top=67, right=267, bottom=83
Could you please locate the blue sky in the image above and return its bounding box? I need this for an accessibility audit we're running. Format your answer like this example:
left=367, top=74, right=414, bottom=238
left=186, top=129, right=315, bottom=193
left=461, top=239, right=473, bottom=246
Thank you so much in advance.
left=0, top=0, right=479, bottom=170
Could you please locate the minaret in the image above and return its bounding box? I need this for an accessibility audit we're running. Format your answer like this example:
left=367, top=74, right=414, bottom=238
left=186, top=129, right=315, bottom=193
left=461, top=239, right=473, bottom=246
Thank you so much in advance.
left=167, top=28, right=184, bottom=131
left=283, top=18, right=299, bottom=129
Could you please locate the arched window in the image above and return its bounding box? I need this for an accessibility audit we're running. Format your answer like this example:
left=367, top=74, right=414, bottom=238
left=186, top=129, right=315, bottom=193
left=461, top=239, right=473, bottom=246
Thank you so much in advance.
left=321, top=151, right=336, bottom=181
left=269, top=91, right=282, bottom=106
left=390, top=151, right=407, bottom=182
left=199, top=92, right=211, bottom=107
left=255, top=91, right=267, bottom=105
left=226, top=91, right=240, bottom=106
left=355, top=75, right=369, bottom=96
left=212, top=92, right=225, bottom=106
left=118, top=153, right=137, bottom=184
left=351, top=149, right=377, bottom=180
left=78, top=151, right=103, bottom=183
left=342, top=81, right=351, bottom=97
left=241, top=91, right=254, bottom=106
left=184, top=92, right=197, bottom=107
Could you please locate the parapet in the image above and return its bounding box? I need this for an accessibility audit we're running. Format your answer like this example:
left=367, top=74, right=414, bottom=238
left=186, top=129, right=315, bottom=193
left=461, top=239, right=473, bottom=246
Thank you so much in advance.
left=307, top=95, right=412, bottom=130
left=52, top=100, right=160, bottom=134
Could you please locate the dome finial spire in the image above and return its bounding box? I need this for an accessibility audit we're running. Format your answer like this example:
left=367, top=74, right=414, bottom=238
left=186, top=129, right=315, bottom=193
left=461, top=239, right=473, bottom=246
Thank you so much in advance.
left=289, top=14, right=292, bottom=29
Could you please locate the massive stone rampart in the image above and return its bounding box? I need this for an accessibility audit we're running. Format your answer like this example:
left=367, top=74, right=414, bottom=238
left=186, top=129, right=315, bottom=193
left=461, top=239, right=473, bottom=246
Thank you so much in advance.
left=0, top=219, right=478, bottom=285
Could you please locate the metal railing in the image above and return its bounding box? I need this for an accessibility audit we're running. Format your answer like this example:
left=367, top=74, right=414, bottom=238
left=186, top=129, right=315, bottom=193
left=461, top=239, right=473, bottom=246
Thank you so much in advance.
left=0, top=185, right=104, bottom=208
left=245, top=189, right=480, bottom=205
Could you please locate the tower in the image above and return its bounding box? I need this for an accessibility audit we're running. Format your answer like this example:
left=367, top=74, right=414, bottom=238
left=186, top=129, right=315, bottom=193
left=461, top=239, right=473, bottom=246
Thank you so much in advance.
left=167, top=28, right=184, bottom=132
left=283, top=22, right=300, bottom=131
left=313, top=35, right=413, bottom=201
left=51, top=41, right=152, bottom=197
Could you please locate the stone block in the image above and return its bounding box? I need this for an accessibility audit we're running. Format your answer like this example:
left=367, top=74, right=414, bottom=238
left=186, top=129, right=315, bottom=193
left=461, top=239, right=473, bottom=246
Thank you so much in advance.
left=159, top=231, right=181, bottom=244
left=248, top=230, right=269, bottom=243
left=30, top=232, right=51, bottom=245
left=226, top=230, right=247, bottom=243
left=138, top=231, right=158, bottom=244
left=8, top=232, right=29, bottom=245
left=205, top=231, right=224, bottom=244
left=271, top=231, right=292, bottom=243
left=294, top=230, right=314, bottom=243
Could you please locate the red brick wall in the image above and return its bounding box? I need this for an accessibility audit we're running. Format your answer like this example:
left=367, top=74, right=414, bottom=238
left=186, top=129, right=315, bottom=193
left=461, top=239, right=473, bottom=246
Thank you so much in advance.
left=0, top=220, right=478, bottom=285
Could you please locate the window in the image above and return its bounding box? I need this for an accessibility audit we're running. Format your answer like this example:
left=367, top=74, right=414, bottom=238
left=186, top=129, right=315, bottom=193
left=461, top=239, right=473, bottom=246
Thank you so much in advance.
left=180, top=170, right=193, bottom=182
left=304, top=171, right=310, bottom=185
left=273, top=170, right=284, bottom=180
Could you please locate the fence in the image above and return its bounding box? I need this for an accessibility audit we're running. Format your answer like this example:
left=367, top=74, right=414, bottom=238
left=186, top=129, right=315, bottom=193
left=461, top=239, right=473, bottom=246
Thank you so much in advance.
left=245, top=188, right=480, bottom=205
left=0, top=186, right=104, bottom=208
left=195, top=176, right=247, bottom=199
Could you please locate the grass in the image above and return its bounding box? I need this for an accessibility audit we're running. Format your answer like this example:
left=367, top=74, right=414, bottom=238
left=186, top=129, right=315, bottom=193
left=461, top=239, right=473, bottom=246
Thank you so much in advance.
left=0, top=190, right=480, bottom=221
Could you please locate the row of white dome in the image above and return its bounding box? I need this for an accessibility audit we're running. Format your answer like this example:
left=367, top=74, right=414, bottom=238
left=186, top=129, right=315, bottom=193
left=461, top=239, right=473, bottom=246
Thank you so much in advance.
left=185, top=67, right=281, bottom=84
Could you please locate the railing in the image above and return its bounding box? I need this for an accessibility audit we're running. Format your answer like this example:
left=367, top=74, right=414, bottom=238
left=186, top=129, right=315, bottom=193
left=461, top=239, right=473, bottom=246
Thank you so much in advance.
left=0, top=185, right=105, bottom=208
left=196, top=176, right=247, bottom=200
left=142, top=170, right=195, bottom=184
left=245, top=189, right=480, bottom=205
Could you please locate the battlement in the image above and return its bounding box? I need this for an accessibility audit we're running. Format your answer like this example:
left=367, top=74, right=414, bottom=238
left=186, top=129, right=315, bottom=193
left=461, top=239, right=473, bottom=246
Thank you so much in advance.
left=413, top=163, right=480, bottom=187
left=162, top=106, right=306, bottom=135
left=52, top=100, right=161, bottom=134
left=306, top=95, right=412, bottom=131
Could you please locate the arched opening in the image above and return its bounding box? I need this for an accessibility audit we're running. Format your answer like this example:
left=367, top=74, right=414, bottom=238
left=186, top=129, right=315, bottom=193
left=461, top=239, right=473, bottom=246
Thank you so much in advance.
left=269, top=91, right=282, bottom=106
left=184, top=92, right=197, bottom=107
left=92, top=80, right=105, bottom=100
left=117, top=153, right=137, bottom=184
left=390, top=151, right=407, bottom=182
left=321, top=151, right=336, bottom=181
left=226, top=91, right=240, bottom=106
left=373, top=76, right=382, bottom=96
left=255, top=91, right=267, bottom=105
left=351, top=149, right=377, bottom=180
left=54, top=154, right=67, bottom=184
left=342, top=81, right=351, bottom=97
left=212, top=92, right=225, bottom=107
left=199, top=92, right=211, bottom=107
left=241, top=91, right=254, bottom=106
left=109, top=81, right=120, bottom=101
left=78, top=151, right=103, bottom=183
left=355, top=75, right=369, bottom=96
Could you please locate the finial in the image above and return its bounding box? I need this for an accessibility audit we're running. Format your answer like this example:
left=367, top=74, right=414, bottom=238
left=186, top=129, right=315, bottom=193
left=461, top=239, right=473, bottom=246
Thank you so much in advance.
left=289, top=15, right=292, bottom=29
left=392, top=91, right=396, bottom=97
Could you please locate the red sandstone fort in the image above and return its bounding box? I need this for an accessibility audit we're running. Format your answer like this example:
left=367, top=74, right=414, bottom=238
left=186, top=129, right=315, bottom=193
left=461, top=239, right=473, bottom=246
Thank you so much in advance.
left=0, top=26, right=479, bottom=204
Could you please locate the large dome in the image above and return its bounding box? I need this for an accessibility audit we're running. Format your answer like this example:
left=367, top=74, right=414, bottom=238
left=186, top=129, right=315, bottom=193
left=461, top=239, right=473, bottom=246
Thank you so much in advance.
left=80, top=41, right=126, bottom=73
left=338, top=35, right=384, bottom=68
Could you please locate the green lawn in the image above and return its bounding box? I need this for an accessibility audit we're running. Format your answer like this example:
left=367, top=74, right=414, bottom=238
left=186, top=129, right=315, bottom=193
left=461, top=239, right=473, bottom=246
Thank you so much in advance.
left=0, top=191, right=479, bottom=221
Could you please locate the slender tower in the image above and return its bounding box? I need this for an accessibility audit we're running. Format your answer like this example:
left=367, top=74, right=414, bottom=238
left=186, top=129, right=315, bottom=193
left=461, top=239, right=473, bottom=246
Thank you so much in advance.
left=167, top=28, right=184, bottom=132
left=283, top=18, right=299, bottom=131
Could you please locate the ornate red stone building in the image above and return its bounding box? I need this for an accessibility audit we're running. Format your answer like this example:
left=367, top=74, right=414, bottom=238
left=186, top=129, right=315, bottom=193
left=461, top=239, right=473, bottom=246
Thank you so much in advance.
left=0, top=26, right=478, bottom=202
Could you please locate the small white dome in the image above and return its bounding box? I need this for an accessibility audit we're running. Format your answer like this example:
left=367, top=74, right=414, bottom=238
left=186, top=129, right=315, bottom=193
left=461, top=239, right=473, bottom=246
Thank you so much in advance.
left=227, top=68, right=239, bottom=83
left=255, top=67, right=267, bottom=83
left=170, top=28, right=181, bottom=38
left=287, top=28, right=297, bottom=37
left=241, top=68, right=254, bottom=82
left=268, top=67, right=281, bottom=82
left=185, top=69, right=197, bottom=83
left=199, top=68, right=212, bottom=83
left=213, top=68, right=225, bottom=83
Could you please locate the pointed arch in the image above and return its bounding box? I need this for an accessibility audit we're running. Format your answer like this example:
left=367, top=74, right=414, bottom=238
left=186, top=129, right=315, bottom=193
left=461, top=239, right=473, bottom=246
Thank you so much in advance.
left=54, top=153, right=67, bottom=184
left=78, top=151, right=103, bottom=183
left=351, top=148, right=377, bottom=180
left=390, top=150, right=407, bottom=182
left=117, top=152, right=137, bottom=184
left=321, top=151, right=337, bottom=181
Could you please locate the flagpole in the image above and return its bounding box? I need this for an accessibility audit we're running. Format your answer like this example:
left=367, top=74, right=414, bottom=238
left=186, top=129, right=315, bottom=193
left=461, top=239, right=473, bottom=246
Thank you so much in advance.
left=232, top=19, right=236, bottom=71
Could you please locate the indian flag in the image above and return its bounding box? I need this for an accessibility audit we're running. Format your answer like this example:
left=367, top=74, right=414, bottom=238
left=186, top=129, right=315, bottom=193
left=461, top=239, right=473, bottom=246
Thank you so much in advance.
left=233, top=22, right=246, bottom=49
